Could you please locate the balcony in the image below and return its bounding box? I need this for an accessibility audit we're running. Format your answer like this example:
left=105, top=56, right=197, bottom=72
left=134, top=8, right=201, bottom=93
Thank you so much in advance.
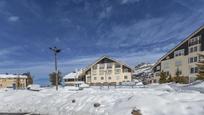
left=189, top=40, right=200, bottom=46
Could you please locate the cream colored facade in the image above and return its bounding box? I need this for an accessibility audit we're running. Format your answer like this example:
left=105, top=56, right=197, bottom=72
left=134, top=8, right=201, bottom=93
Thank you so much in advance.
left=153, top=26, right=204, bottom=83
left=0, top=75, right=28, bottom=88
left=84, top=56, right=134, bottom=85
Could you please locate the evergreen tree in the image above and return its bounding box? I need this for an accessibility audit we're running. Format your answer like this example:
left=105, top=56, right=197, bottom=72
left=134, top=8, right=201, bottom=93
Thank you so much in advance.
left=159, top=71, right=167, bottom=84
left=174, top=68, right=180, bottom=83
left=22, top=72, right=33, bottom=86
left=49, top=71, right=62, bottom=86
left=174, top=68, right=188, bottom=84
left=167, top=75, right=173, bottom=83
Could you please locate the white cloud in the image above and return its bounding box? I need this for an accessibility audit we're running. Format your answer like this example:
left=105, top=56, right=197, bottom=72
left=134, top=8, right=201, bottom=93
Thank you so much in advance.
left=8, top=16, right=19, bottom=22
left=0, top=56, right=98, bottom=78
left=0, top=47, right=20, bottom=57
left=121, top=0, right=141, bottom=4
left=96, top=13, right=204, bottom=50
left=98, top=6, right=112, bottom=19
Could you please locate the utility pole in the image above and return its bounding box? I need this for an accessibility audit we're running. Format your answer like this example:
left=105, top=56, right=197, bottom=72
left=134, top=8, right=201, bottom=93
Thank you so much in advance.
left=50, top=47, right=61, bottom=91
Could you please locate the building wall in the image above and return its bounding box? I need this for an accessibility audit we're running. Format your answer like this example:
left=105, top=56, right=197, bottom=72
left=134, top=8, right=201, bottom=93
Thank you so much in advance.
left=85, top=62, right=132, bottom=84
left=153, top=28, right=204, bottom=83
left=161, top=55, right=189, bottom=77
left=0, top=78, right=27, bottom=88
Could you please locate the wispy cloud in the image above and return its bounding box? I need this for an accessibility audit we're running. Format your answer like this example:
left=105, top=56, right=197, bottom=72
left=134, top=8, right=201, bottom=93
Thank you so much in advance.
left=120, top=0, right=141, bottom=4
left=1, top=0, right=204, bottom=84
left=8, top=16, right=19, bottom=22
left=0, top=47, right=20, bottom=57
left=96, top=13, right=204, bottom=52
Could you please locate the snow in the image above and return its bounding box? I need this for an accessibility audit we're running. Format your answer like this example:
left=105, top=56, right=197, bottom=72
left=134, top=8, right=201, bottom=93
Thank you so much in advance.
left=63, top=69, right=83, bottom=79
left=27, top=84, right=41, bottom=91
left=0, top=74, right=27, bottom=79
left=63, top=72, right=78, bottom=79
left=79, top=83, right=89, bottom=88
left=133, top=63, right=154, bottom=78
left=190, top=81, right=204, bottom=88
left=0, top=82, right=204, bottom=115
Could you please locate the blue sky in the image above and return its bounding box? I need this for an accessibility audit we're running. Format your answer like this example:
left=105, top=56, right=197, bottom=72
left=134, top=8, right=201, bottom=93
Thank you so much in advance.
left=0, top=0, right=204, bottom=85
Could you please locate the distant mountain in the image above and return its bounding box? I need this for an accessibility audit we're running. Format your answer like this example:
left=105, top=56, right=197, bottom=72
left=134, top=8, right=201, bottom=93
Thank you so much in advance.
left=133, top=63, right=154, bottom=79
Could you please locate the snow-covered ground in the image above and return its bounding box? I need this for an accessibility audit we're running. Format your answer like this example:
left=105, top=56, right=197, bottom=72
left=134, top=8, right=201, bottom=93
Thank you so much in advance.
left=0, top=82, right=204, bottom=115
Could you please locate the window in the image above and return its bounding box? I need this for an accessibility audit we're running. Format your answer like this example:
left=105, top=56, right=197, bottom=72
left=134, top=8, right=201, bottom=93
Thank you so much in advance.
left=194, top=46, right=198, bottom=52
left=115, top=63, right=121, bottom=68
left=94, top=77, right=97, bottom=80
left=93, top=65, right=97, bottom=70
left=101, top=77, right=104, bottom=80
left=99, top=64, right=105, bottom=69
left=189, top=36, right=200, bottom=46
left=115, top=69, right=121, bottom=74
left=124, top=76, right=128, bottom=79
left=194, top=57, right=197, bottom=62
left=108, top=77, right=111, bottom=80
left=190, top=47, right=193, bottom=53
left=190, top=68, right=194, bottom=74
left=190, top=67, right=198, bottom=74
left=174, top=49, right=184, bottom=57
left=123, top=68, right=129, bottom=72
left=189, top=56, right=198, bottom=63
left=107, top=63, right=112, bottom=69
left=189, top=57, right=194, bottom=63
left=195, top=67, right=198, bottom=73
left=189, top=45, right=200, bottom=53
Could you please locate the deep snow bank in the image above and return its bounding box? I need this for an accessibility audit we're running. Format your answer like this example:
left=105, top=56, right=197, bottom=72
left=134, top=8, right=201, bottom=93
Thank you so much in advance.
left=0, top=85, right=204, bottom=115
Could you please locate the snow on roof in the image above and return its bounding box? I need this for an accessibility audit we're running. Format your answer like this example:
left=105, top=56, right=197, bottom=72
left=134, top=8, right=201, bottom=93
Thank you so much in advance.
left=63, top=72, right=78, bottom=79
left=0, top=74, right=28, bottom=79
left=63, top=69, right=83, bottom=79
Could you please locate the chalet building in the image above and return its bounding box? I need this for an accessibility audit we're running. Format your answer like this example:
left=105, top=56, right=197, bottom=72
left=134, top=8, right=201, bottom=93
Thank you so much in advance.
left=0, top=74, right=28, bottom=89
left=63, top=69, right=84, bottom=86
left=153, top=25, right=204, bottom=83
left=84, top=56, right=134, bottom=85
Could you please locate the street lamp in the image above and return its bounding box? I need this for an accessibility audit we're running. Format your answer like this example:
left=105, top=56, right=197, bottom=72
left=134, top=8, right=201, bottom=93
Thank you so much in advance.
left=49, top=46, right=61, bottom=91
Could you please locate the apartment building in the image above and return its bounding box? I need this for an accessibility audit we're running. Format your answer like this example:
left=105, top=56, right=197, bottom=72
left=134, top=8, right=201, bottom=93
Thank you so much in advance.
left=153, top=25, right=204, bottom=83
left=0, top=74, right=28, bottom=89
left=84, top=56, right=134, bottom=85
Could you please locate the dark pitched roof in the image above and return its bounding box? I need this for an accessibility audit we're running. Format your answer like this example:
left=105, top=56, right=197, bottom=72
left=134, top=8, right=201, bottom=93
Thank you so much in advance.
left=153, top=25, right=204, bottom=68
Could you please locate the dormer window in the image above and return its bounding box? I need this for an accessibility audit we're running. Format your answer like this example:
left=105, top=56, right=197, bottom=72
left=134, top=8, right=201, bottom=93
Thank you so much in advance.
left=188, top=36, right=201, bottom=46
left=174, top=49, right=184, bottom=57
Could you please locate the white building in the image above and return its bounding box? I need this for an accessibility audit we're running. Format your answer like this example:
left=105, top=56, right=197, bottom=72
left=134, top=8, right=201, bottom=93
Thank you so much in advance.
left=63, top=69, right=84, bottom=86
